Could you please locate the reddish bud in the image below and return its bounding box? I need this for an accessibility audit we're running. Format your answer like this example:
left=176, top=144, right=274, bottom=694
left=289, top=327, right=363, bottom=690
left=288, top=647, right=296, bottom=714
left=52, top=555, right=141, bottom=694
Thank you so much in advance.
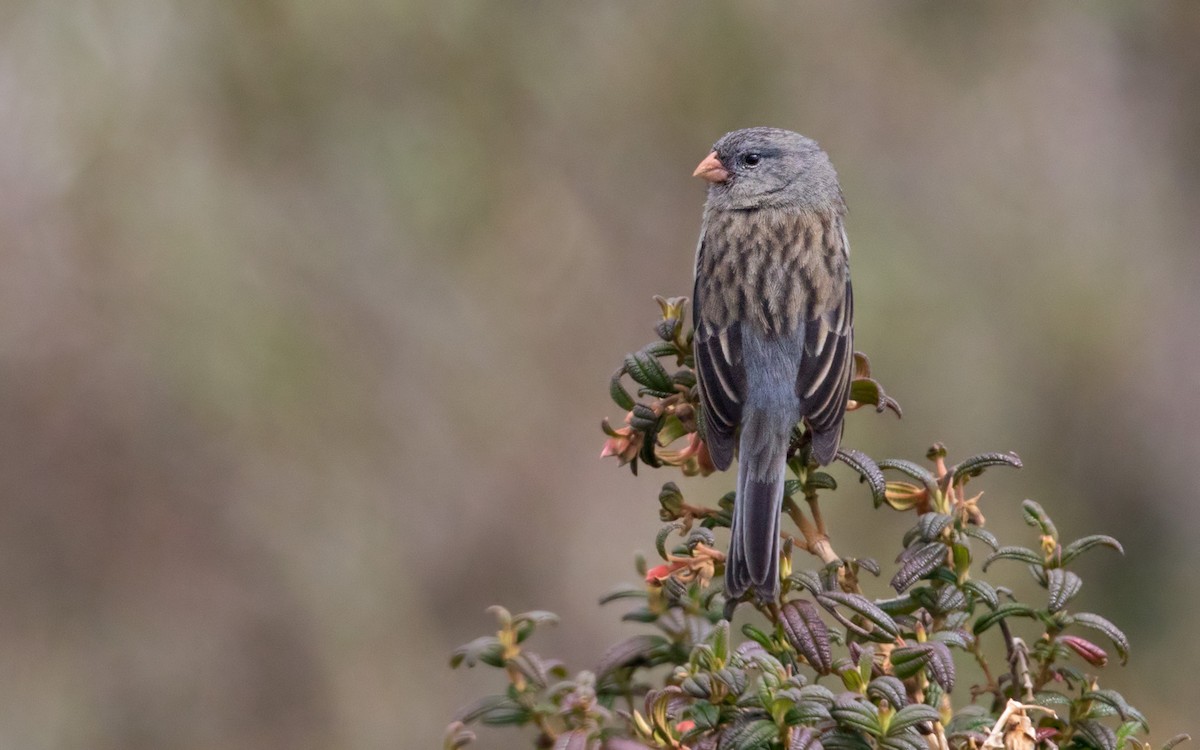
left=1061, top=634, right=1108, bottom=666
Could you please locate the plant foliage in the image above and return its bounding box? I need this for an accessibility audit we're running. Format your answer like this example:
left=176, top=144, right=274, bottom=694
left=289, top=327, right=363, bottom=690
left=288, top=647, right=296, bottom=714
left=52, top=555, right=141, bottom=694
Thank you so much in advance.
left=447, top=297, right=1188, bottom=750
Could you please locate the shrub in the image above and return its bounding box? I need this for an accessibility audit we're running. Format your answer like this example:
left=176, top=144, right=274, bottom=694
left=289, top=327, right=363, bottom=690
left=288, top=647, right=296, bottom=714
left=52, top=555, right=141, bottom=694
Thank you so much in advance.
left=446, top=297, right=1188, bottom=750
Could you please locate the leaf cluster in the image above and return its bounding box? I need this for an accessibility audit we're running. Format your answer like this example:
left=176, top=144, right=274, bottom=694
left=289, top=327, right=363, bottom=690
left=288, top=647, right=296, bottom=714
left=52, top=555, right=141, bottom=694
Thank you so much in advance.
left=448, top=299, right=1188, bottom=750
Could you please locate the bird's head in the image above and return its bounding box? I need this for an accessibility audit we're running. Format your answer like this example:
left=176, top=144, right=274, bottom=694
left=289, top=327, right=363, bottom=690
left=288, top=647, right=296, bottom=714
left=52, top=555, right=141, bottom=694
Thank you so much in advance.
left=694, top=127, right=844, bottom=213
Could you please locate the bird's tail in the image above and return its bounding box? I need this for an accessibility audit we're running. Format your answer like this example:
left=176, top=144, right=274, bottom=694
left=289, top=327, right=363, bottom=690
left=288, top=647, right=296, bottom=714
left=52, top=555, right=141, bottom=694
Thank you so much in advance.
left=725, top=411, right=790, bottom=603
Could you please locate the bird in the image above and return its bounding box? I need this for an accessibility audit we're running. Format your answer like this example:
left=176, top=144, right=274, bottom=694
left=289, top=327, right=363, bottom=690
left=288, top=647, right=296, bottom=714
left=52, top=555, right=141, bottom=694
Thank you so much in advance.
left=690, top=127, right=854, bottom=604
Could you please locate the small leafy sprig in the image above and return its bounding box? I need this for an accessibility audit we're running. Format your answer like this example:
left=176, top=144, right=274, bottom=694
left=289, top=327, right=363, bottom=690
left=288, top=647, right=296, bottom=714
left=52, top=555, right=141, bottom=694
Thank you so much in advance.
left=448, top=298, right=1189, bottom=750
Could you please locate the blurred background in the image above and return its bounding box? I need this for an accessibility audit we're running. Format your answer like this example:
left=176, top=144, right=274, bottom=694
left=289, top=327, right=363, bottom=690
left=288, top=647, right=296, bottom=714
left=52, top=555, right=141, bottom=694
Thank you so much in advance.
left=2, top=2, right=1198, bottom=748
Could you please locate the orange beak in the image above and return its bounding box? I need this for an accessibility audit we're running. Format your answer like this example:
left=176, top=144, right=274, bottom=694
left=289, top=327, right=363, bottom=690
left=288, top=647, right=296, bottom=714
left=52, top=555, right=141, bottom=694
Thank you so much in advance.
left=692, top=151, right=729, bottom=183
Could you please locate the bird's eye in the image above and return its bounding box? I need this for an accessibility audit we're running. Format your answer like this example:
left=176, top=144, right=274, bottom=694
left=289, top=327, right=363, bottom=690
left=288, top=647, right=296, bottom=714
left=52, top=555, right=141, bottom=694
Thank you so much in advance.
left=741, top=153, right=762, bottom=168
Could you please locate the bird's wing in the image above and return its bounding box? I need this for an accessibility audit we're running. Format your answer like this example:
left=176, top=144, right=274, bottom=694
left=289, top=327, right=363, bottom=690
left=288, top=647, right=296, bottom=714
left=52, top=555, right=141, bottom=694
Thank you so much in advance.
left=692, top=247, right=744, bottom=472
left=796, top=277, right=854, bottom=463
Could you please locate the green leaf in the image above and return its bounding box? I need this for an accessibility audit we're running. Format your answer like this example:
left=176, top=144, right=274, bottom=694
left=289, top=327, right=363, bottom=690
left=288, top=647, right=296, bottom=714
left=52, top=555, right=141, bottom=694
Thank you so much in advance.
left=1075, top=719, right=1118, bottom=750
left=923, top=642, right=955, bottom=691
left=817, top=592, right=901, bottom=640
left=609, top=373, right=637, bottom=411
left=931, top=584, right=967, bottom=614
left=982, top=546, right=1042, bottom=571
left=595, top=634, right=670, bottom=678
left=720, top=718, right=778, bottom=750
left=951, top=542, right=971, bottom=582
left=791, top=699, right=834, bottom=725
left=877, top=459, right=939, bottom=497
left=889, top=644, right=929, bottom=680
left=625, top=350, right=674, bottom=392
left=1046, top=569, right=1082, bottom=613
left=836, top=449, right=888, bottom=507
left=1031, top=691, right=1071, bottom=707
left=962, top=579, right=1000, bottom=609
left=598, top=585, right=646, bottom=605
left=1072, top=612, right=1130, bottom=665
left=781, top=600, right=833, bottom=674
left=821, top=729, right=875, bottom=750
left=629, top=402, right=658, bottom=432
left=972, top=603, right=1037, bottom=635
left=714, top=667, right=748, bottom=696
left=461, top=694, right=531, bottom=727
left=945, top=705, right=995, bottom=736
left=1060, top=535, right=1125, bottom=566
left=655, top=523, right=681, bottom=560
left=682, top=673, right=713, bottom=699
left=789, top=726, right=824, bottom=750
left=930, top=629, right=973, bottom=650
left=879, top=734, right=927, bottom=750
left=855, top=558, right=882, bottom=576
left=1020, top=499, right=1058, bottom=541
left=512, top=610, right=558, bottom=640
left=949, top=452, right=1022, bottom=485
left=874, top=595, right=919, bottom=616
left=1083, top=689, right=1148, bottom=730
left=904, top=513, right=952, bottom=546
left=621, top=607, right=660, bottom=624
left=1162, top=734, right=1192, bottom=750
left=960, top=526, right=999, bottom=551
left=888, top=704, right=940, bottom=734
left=831, top=697, right=884, bottom=737
left=790, top=570, right=824, bottom=597
left=710, top=620, right=731, bottom=663
left=450, top=636, right=504, bottom=669
left=849, top=377, right=902, bottom=417
left=799, top=684, right=838, bottom=705
left=867, top=676, right=909, bottom=710
left=807, top=471, right=838, bottom=491
left=891, top=542, right=948, bottom=592
left=690, top=700, right=720, bottom=731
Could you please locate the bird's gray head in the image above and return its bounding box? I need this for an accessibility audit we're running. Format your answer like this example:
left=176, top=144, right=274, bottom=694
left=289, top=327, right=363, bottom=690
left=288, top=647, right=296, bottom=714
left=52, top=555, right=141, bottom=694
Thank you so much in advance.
left=694, top=127, right=844, bottom=213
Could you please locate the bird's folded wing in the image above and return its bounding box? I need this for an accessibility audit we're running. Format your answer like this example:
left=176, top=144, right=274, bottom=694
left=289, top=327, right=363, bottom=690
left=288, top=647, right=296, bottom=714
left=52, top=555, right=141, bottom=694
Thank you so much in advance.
left=693, top=320, right=744, bottom=471
left=796, top=279, right=854, bottom=435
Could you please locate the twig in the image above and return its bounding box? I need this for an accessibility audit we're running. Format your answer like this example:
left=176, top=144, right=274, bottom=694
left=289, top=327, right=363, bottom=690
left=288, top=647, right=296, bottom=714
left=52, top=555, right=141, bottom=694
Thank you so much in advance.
left=999, top=620, right=1034, bottom=703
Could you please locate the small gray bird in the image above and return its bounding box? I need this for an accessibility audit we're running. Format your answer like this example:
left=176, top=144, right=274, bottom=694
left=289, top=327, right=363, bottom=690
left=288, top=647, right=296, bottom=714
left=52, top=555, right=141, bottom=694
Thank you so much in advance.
left=691, top=127, right=854, bottom=603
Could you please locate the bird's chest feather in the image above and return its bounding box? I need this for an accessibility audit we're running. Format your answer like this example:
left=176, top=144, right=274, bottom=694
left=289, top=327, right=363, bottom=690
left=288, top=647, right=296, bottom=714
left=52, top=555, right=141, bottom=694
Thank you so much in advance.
left=696, top=208, right=846, bottom=336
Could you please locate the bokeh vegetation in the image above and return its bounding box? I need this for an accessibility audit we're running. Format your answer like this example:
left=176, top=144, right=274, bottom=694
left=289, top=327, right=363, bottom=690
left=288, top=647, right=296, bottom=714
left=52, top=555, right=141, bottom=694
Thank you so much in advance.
left=2, top=3, right=1199, bottom=748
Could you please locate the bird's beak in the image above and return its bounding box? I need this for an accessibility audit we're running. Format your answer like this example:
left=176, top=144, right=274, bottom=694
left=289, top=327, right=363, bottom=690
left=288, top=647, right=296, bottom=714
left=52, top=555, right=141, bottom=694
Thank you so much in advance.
left=692, top=151, right=729, bottom=184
